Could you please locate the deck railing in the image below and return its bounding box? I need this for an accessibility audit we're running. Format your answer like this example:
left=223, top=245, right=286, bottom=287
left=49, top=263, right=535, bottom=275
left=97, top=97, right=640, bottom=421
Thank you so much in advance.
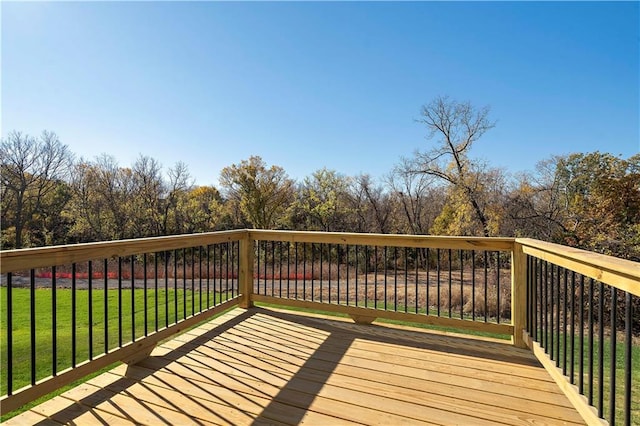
left=519, top=238, right=640, bottom=426
left=1, top=230, right=638, bottom=424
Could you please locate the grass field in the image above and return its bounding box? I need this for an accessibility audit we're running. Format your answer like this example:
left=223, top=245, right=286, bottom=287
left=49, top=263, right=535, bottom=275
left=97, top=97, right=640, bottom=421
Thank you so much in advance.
left=0, top=287, right=233, bottom=396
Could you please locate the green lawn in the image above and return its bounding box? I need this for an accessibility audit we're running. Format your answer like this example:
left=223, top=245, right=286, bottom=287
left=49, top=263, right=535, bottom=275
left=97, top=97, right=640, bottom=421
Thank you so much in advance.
left=0, top=287, right=231, bottom=396
left=537, top=327, right=640, bottom=425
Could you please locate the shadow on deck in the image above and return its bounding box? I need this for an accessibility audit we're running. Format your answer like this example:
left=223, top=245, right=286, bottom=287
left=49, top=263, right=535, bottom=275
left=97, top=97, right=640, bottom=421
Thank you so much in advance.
left=7, top=307, right=585, bottom=425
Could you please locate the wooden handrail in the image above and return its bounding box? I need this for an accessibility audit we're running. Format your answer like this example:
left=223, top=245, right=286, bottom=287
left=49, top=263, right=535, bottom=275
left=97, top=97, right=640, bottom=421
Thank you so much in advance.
left=517, top=237, right=640, bottom=297
left=0, top=230, right=247, bottom=274
left=249, top=229, right=515, bottom=250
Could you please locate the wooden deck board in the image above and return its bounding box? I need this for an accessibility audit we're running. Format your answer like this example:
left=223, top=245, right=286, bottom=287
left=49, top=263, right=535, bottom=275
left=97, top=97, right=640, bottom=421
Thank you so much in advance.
left=7, top=306, right=586, bottom=426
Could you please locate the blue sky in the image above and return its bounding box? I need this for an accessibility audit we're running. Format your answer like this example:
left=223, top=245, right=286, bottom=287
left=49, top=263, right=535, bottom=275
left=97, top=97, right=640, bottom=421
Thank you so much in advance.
left=2, top=1, right=638, bottom=186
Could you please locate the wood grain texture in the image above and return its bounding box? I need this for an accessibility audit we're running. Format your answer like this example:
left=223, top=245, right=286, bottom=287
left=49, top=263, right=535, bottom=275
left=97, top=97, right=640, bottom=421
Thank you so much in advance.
left=518, top=237, right=640, bottom=296
left=0, top=230, right=246, bottom=273
left=7, top=306, right=587, bottom=426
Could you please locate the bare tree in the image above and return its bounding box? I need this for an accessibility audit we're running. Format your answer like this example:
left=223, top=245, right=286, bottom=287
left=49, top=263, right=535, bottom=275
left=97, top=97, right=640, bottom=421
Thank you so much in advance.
left=387, top=161, right=441, bottom=235
left=409, top=96, right=496, bottom=237
left=1, top=131, right=72, bottom=248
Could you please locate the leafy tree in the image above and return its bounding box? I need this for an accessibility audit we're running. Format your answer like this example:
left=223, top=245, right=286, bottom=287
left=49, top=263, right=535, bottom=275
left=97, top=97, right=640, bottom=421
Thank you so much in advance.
left=555, top=152, right=639, bottom=259
left=1, top=131, right=72, bottom=248
left=219, top=156, right=294, bottom=229
left=176, top=186, right=224, bottom=233
left=408, top=96, right=496, bottom=237
left=290, top=168, right=352, bottom=231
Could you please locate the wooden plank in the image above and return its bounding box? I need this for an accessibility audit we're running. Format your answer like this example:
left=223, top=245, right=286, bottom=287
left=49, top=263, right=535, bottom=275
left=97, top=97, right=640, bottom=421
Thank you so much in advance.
left=9, top=307, right=588, bottom=426
left=181, top=327, right=567, bottom=396
left=240, top=311, right=531, bottom=367
left=511, top=242, right=527, bottom=347
left=0, top=297, right=239, bottom=415
left=524, top=332, right=606, bottom=426
left=123, top=364, right=414, bottom=425
left=1, top=409, right=58, bottom=425
left=239, top=236, right=254, bottom=308
left=251, top=295, right=514, bottom=335
left=0, top=229, right=246, bottom=273
left=250, top=229, right=515, bottom=251
left=519, top=238, right=640, bottom=296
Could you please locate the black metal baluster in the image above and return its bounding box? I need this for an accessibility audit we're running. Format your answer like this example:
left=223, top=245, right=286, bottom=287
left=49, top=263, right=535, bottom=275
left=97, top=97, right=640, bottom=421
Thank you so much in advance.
left=588, top=277, right=594, bottom=405
left=414, top=248, right=419, bottom=314
left=319, top=243, right=322, bottom=303
left=214, top=244, right=219, bottom=301
left=199, top=247, right=203, bottom=312
left=355, top=245, right=358, bottom=307
left=30, top=269, right=36, bottom=384
left=579, top=274, right=585, bottom=394
left=328, top=244, right=332, bottom=303
left=206, top=245, right=211, bottom=307
left=404, top=247, right=408, bottom=313
left=609, top=286, right=617, bottom=425
left=374, top=246, right=378, bottom=309
left=555, top=264, right=561, bottom=366
left=484, top=251, right=488, bottom=322
left=303, top=243, right=307, bottom=301
left=598, top=281, right=605, bottom=417
left=280, top=242, right=284, bottom=299
left=72, top=263, right=77, bottom=364
left=52, top=266, right=57, bottom=374
left=563, top=268, right=568, bottom=375
left=231, top=241, right=239, bottom=297
left=104, top=260, right=108, bottom=354
left=426, top=248, right=430, bottom=315
left=286, top=242, right=291, bottom=299
left=448, top=249, right=452, bottom=318
left=437, top=249, right=441, bottom=316
left=471, top=250, right=476, bottom=321
left=570, top=271, right=576, bottom=383
left=7, top=272, right=13, bottom=395
left=183, top=248, right=187, bottom=320
left=544, top=261, right=553, bottom=359
left=191, top=249, right=195, bottom=316
left=164, top=251, right=169, bottom=328
left=174, top=251, right=178, bottom=324
left=272, top=242, right=276, bottom=298
left=365, top=246, right=369, bottom=308
left=143, top=254, right=148, bottom=337
left=256, top=242, right=260, bottom=296
left=88, top=261, right=93, bottom=359
left=346, top=245, right=350, bottom=306
left=221, top=243, right=225, bottom=302
left=383, top=246, right=388, bottom=310
left=336, top=244, right=340, bottom=304
left=550, top=265, right=555, bottom=360
left=131, top=256, right=135, bottom=341
left=496, top=252, right=501, bottom=324
left=624, top=291, right=632, bottom=426
left=154, top=254, right=158, bottom=332
left=544, top=261, right=549, bottom=352
left=460, top=250, right=464, bottom=319
left=295, top=243, right=299, bottom=300
left=393, top=247, right=398, bottom=312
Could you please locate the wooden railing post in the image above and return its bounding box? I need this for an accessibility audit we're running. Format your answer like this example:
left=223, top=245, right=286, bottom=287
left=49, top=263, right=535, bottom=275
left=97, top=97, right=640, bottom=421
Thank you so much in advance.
left=239, top=232, right=254, bottom=309
left=511, top=242, right=527, bottom=348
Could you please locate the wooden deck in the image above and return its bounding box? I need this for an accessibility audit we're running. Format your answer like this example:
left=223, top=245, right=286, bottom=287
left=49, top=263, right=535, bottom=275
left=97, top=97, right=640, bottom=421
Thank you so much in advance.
left=6, top=307, right=586, bottom=425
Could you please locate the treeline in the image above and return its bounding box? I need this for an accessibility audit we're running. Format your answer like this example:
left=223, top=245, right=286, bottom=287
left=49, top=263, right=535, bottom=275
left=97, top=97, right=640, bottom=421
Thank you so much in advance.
left=2, top=98, right=638, bottom=261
